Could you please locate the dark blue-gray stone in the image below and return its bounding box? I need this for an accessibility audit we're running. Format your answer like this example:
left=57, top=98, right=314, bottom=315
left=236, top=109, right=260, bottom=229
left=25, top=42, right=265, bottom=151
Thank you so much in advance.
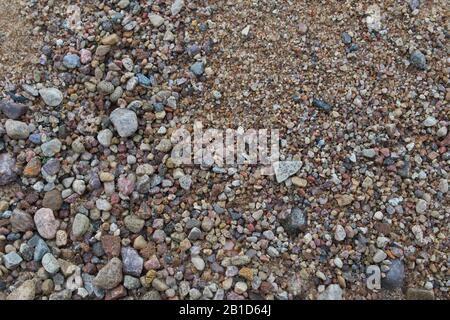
left=34, top=238, right=50, bottom=262
left=382, top=259, right=405, bottom=289
left=63, top=54, right=81, bottom=69
left=283, top=207, right=307, bottom=236
left=312, top=98, right=332, bottom=112
left=190, top=62, right=205, bottom=76
left=410, top=50, right=427, bottom=70
left=341, top=32, right=352, bottom=44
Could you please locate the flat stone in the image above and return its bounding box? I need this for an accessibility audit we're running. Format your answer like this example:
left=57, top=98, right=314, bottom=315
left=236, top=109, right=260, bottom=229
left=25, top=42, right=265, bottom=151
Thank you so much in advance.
left=124, top=215, right=144, bottom=233
left=272, top=161, right=302, bottom=183
left=149, top=14, right=164, bottom=27
left=42, top=190, right=63, bottom=211
left=101, top=34, right=120, bottom=45
left=101, top=235, right=121, bottom=257
left=6, top=280, right=35, bottom=300
left=406, top=288, right=434, bottom=300
left=0, top=101, right=28, bottom=119
left=93, top=257, right=123, bottom=289
left=10, top=209, right=34, bottom=232
left=171, top=0, right=184, bottom=15
left=41, top=139, right=62, bottom=157
left=4, top=252, right=23, bottom=269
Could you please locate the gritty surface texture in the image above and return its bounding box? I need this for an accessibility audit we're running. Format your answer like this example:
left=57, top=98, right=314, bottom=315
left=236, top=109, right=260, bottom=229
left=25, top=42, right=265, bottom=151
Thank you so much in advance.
left=0, top=0, right=42, bottom=85
left=0, top=0, right=448, bottom=300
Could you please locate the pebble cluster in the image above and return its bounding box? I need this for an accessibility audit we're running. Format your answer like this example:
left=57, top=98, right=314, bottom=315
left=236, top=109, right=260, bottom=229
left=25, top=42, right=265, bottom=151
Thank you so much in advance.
left=0, top=0, right=448, bottom=300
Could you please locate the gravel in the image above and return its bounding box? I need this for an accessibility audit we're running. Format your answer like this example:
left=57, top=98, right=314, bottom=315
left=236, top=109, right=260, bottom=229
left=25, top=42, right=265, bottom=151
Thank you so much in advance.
left=0, top=0, right=448, bottom=301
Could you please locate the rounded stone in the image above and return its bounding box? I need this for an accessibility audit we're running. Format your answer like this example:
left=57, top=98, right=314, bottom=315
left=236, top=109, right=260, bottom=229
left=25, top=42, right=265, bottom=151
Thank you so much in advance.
left=39, top=88, right=63, bottom=106
left=110, top=108, right=138, bottom=138
left=34, top=208, right=58, bottom=239
left=5, top=119, right=30, bottom=140
left=72, top=213, right=90, bottom=238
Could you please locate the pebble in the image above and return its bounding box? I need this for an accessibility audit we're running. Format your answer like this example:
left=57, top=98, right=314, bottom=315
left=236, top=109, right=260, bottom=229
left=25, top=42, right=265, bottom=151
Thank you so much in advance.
left=298, top=23, right=308, bottom=35
left=0, top=0, right=446, bottom=302
left=406, top=288, right=434, bottom=300
left=42, top=253, right=60, bottom=274
left=6, top=280, right=35, bottom=300
left=341, top=32, right=352, bottom=44
left=10, top=209, right=34, bottom=232
left=124, top=215, right=145, bottom=233
left=191, top=255, right=205, bottom=271
left=318, top=284, right=343, bottom=300
left=0, top=153, right=17, bottom=185
left=93, top=257, right=123, bottom=289
left=334, top=225, right=346, bottom=241
left=312, top=98, right=332, bottom=112
left=415, top=199, right=428, bottom=214
left=121, top=247, right=143, bottom=277
left=72, top=213, right=90, bottom=238
left=423, top=116, right=437, bottom=127
left=283, top=207, right=307, bottom=236
left=4, top=252, right=23, bottom=269
left=62, top=53, right=80, bottom=69
left=190, top=62, right=205, bottom=77
left=41, top=139, right=62, bottom=157
left=179, top=175, right=192, bottom=190
left=171, top=0, right=184, bottom=15
left=110, top=108, right=138, bottom=138
left=382, top=259, right=405, bottom=289
left=410, top=50, right=427, bottom=70
left=97, top=80, right=115, bottom=95
left=373, top=249, right=387, bottom=263
left=273, top=161, right=302, bottom=183
left=5, top=119, right=29, bottom=139
left=234, top=282, right=248, bottom=294
left=149, top=14, right=164, bottom=27
left=34, top=208, right=58, bottom=239
left=39, top=88, right=63, bottom=106
left=0, top=101, right=28, bottom=119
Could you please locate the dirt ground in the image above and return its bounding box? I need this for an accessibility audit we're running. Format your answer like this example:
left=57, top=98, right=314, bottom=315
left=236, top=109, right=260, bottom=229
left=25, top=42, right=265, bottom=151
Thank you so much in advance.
left=0, top=0, right=41, bottom=88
